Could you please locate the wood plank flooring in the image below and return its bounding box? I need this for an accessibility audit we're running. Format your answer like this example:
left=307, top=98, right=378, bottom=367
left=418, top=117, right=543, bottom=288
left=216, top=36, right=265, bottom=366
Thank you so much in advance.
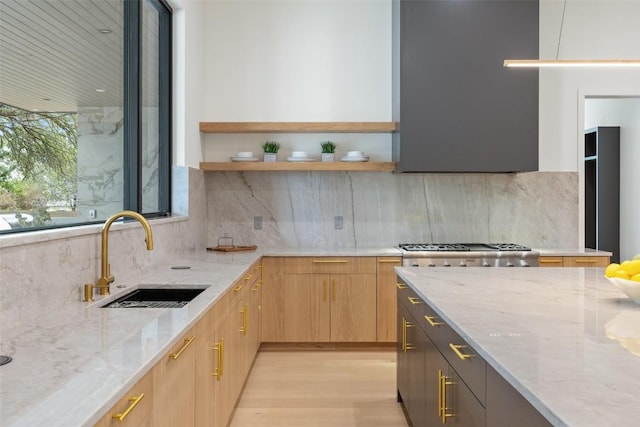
left=229, top=350, right=408, bottom=427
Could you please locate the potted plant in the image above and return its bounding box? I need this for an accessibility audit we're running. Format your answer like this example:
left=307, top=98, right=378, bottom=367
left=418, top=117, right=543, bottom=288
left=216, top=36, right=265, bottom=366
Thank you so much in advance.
left=320, top=141, right=337, bottom=162
left=262, top=141, right=281, bottom=162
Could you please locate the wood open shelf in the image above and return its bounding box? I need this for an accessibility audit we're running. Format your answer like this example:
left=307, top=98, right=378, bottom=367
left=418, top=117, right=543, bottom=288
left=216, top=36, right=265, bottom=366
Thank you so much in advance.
left=199, top=122, right=398, bottom=133
left=199, top=161, right=396, bottom=172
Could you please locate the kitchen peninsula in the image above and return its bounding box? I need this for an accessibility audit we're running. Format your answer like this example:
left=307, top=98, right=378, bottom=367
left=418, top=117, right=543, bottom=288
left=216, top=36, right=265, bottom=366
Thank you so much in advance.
left=395, top=266, right=640, bottom=426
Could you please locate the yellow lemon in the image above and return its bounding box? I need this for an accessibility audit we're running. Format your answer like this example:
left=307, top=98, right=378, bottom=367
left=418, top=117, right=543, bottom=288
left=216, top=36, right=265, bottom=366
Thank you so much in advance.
left=631, top=274, right=640, bottom=283
left=613, top=269, right=631, bottom=280
left=605, top=263, right=620, bottom=278
left=624, top=260, right=640, bottom=276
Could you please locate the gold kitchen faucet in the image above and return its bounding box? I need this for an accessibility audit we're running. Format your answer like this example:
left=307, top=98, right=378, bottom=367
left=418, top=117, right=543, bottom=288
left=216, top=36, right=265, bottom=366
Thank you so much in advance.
left=84, top=211, right=153, bottom=301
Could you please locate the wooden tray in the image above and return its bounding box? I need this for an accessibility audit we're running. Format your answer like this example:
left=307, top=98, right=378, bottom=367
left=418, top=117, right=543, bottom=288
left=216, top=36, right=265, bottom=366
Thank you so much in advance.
left=207, top=245, right=257, bottom=252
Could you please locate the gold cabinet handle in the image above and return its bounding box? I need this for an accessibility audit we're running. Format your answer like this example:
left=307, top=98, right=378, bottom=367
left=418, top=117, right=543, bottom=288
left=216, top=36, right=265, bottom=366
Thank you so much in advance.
left=245, top=274, right=253, bottom=281
left=312, top=259, right=348, bottom=263
left=574, top=259, right=598, bottom=264
left=378, top=259, right=401, bottom=263
left=396, top=283, right=408, bottom=290
left=234, top=283, right=243, bottom=292
left=449, top=343, right=475, bottom=361
left=240, top=305, right=248, bottom=335
left=169, top=336, right=195, bottom=360
left=323, top=280, right=328, bottom=301
left=403, top=319, right=414, bottom=352
left=252, top=281, right=262, bottom=291
left=212, top=339, right=223, bottom=380
left=539, top=259, right=562, bottom=264
left=438, top=370, right=456, bottom=423
left=425, top=315, right=443, bottom=327
left=112, top=393, right=144, bottom=422
left=408, top=297, right=423, bottom=305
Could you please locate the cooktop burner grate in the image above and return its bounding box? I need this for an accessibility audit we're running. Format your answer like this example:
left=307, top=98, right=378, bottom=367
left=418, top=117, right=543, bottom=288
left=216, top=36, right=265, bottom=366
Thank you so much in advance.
left=399, top=243, right=531, bottom=252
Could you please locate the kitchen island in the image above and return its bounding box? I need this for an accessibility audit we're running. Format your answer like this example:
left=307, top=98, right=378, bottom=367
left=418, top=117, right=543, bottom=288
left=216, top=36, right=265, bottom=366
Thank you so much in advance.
left=395, top=266, right=640, bottom=426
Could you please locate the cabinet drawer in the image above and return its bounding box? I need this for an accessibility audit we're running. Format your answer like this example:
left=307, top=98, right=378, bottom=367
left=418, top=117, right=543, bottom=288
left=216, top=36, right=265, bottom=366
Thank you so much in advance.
left=283, top=257, right=376, bottom=274
left=437, top=322, right=486, bottom=406
left=397, top=279, right=428, bottom=333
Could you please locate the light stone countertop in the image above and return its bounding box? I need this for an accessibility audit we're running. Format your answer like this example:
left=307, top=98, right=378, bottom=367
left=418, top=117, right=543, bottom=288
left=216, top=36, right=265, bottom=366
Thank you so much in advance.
left=0, top=247, right=400, bottom=427
left=395, top=266, right=640, bottom=426
left=534, top=248, right=612, bottom=257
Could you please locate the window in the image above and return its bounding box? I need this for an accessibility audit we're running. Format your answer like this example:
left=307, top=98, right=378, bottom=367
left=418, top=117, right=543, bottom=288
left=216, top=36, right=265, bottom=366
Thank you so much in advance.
left=0, top=0, right=171, bottom=233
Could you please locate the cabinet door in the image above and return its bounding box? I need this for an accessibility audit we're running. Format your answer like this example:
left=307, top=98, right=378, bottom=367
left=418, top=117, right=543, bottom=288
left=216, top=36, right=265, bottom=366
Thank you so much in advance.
left=442, top=365, right=486, bottom=427
left=397, top=303, right=411, bottom=405
left=195, top=308, right=217, bottom=427
left=152, top=329, right=197, bottom=427
left=249, top=273, right=263, bottom=357
left=283, top=273, right=330, bottom=342
left=261, top=257, right=285, bottom=342
left=563, top=256, right=609, bottom=267
left=397, top=303, right=427, bottom=426
left=331, top=273, right=377, bottom=342
left=376, top=257, right=401, bottom=342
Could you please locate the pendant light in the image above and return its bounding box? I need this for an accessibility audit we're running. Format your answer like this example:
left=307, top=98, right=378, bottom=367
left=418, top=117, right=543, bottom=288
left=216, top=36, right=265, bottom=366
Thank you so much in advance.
left=503, top=0, right=640, bottom=68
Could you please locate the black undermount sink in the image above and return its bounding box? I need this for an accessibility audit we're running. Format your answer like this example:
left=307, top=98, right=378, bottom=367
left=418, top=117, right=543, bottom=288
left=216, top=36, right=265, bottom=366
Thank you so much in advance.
left=102, top=288, right=206, bottom=308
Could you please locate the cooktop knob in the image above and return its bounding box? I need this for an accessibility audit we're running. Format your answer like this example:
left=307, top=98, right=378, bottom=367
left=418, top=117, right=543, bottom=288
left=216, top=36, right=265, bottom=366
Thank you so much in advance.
left=443, top=263, right=451, bottom=267
left=459, top=262, right=467, bottom=267
left=506, top=262, right=514, bottom=267
left=483, top=262, right=491, bottom=267
left=428, top=263, right=436, bottom=267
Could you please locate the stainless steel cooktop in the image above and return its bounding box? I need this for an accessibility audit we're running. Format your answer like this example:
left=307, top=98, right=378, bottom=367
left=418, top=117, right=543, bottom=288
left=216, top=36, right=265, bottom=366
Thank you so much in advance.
left=398, top=242, right=539, bottom=267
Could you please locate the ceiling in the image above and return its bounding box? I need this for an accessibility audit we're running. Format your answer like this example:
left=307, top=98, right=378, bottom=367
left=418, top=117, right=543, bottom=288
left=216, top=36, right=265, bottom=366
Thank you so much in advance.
left=0, top=0, right=124, bottom=112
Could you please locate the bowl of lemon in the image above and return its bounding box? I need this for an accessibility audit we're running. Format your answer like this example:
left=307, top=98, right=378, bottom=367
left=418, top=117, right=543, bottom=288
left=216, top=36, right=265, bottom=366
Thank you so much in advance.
left=605, top=255, right=640, bottom=303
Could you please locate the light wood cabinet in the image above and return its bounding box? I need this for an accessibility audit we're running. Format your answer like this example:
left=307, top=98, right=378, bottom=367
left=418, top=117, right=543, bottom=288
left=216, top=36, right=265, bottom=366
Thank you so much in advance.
left=376, top=257, right=402, bottom=342
left=94, top=371, right=153, bottom=427
left=264, top=257, right=377, bottom=342
left=539, top=255, right=610, bottom=267
left=152, top=327, right=198, bottom=427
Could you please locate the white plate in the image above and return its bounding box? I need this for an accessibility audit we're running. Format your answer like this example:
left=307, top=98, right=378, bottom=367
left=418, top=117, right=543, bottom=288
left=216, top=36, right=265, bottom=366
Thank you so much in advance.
left=287, top=157, right=315, bottom=162
left=230, top=157, right=259, bottom=162
left=340, top=156, right=369, bottom=162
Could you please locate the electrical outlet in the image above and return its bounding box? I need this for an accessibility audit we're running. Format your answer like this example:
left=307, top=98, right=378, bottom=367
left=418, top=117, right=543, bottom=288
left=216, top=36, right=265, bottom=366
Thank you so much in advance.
left=334, top=216, right=343, bottom=230
left=254, top=216, right=263, bottom=230
left=89, top=209, right=97, bottom=219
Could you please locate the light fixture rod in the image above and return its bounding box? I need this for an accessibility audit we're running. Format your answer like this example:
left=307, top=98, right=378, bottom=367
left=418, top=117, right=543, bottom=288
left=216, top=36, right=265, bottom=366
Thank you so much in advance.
left=503, top=59, right=640, bottom=68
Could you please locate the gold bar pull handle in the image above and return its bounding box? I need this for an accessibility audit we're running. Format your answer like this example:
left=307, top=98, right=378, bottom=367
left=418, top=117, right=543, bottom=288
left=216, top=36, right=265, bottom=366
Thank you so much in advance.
left=425, top=315, right=443, bottom=327
left=378, top=259, right=401, bottom=263
left=539, top=259, right=562, bottom=264
left=402, top=318, right=407, bottom=352
left=441, top=373, right=456, bottom=423
left=449, top=343, right=475, bottom=361
left=240, top=305, right=247, bottom=335
left=312, top=259, right=349, bottom=263
left=574, top=259, right=597, bottom=264
left=212, top=340, right=222, bottom=380
left=245, top=274, right=252, bottom=281
left=252, top=281, right=262, bottom=291
left=219, top=338, right=224, bottom=378
left=438, top=370, right=444, bottom=418
left=396, top=282, right=408, bottom=290
left=112, top=393, right=144, bottom=422
left=169, top=336, right=195, bottom=360
left=404, top=320, right=414, bottom=351
left=408, top=297, right=423, bottom=305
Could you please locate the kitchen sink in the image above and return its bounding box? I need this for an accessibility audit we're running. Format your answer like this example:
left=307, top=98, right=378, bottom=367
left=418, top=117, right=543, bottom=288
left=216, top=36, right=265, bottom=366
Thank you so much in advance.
left=101, top=287, right=206, bottom=308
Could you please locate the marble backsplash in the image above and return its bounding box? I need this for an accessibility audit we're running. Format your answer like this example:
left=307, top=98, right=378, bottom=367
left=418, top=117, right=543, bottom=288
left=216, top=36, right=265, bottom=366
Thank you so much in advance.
left=204, top=171, right=579, bottom=249
left=0, top=167, right=208, bottom=328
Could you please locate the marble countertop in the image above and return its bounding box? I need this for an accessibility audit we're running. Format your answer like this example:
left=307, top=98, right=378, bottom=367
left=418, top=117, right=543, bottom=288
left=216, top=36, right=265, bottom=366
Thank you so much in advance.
left=534, top=248, right=612, bottom=257
left=0, top=247, right=399, bottom=427
left=395, top=267, right=640, bottom=426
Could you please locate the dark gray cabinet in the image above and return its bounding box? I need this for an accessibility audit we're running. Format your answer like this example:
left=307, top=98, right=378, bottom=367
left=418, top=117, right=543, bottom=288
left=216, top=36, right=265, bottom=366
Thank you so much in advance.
left=397, top=277, right=551, bottom=426
left=392, top=0, right=539, bottom=172
left=584, top=126, right=620, bottom=262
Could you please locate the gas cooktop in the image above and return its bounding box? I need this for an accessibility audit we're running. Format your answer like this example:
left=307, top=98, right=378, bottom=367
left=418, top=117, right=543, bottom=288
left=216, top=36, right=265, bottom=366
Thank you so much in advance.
left=398, top=243, right=532, bottom=252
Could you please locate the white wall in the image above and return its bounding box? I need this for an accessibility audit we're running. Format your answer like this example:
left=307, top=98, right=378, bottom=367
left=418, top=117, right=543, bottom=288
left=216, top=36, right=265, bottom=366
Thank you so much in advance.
left=585, top=98, right=640, bottom=260
left=538, top=0, right=640, bottom=171
left=199, top=0, right=392, bottom=162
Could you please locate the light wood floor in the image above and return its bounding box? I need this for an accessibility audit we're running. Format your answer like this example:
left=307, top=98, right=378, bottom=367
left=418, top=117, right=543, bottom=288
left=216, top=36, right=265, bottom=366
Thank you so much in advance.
left=229, top=350, right=409, bottom=427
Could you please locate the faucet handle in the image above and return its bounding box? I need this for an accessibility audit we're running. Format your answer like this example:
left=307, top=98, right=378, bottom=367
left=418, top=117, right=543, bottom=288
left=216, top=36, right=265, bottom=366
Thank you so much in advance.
left=83, top=283, right=95, bottom=302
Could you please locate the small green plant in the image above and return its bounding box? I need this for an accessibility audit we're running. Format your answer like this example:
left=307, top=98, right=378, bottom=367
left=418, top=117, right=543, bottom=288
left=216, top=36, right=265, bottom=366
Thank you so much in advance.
left=262, top=141, right=281, bottom=153
left=320, top=141, right=337, bottom=153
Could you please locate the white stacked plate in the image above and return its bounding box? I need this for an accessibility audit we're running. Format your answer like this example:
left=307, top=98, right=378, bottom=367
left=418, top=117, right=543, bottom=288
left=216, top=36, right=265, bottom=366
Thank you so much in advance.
left=287, top=151, right=315, bottom=162
left=340, top=151, right=369, bottom=162
left=230, top=151, right=259, bottom=162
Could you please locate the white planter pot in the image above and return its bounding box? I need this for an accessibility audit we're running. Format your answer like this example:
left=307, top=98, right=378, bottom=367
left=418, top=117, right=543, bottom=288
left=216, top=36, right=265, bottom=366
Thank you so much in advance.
left=263, top=153, right=277, bottom=162
left=321, top=153, right=335, bottom=162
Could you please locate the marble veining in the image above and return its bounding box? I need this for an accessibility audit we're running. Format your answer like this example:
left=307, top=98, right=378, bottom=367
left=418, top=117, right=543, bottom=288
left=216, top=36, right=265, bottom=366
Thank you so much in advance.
left=395, top=267, right=640, bottom=426
left=204, top=171, right=578, bottom=249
